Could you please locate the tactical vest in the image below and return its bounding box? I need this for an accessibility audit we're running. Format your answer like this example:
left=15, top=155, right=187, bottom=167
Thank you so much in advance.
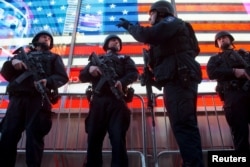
left=100, top=53, right=129, bottom=79
left=150, top=21, right=201, bottom=84
left=90, top=53, right=135, bottom=102
left=164, top=21, right=199, bottom=56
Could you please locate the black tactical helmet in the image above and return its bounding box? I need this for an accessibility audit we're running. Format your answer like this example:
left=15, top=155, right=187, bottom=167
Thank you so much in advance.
left=214, top=31, right=234, bottom=48
left=149, top=0, right=175, bottom=16
left=103, top=34, right=122, bottom=51
left=32, top=31, right=54, bottom=49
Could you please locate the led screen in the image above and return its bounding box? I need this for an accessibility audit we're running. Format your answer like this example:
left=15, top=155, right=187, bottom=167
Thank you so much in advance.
left=0, top=0, right=250, bottom=96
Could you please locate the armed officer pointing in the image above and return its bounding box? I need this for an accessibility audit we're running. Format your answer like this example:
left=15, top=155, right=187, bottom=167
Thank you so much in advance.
left=0, top=31, right=69, bottom=167
left=116, top=1, right=204, bottom=166
left=207, top=31, right=250, bottom=152
left=79, top=34, right=138, bottom=167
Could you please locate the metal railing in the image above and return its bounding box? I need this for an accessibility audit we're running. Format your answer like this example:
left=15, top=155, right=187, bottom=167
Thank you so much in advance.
left=153, top=93, right=234, bottom=167
left=0, top=93, right=147, bottom=167
left=0, top=92, right=235, bottom=167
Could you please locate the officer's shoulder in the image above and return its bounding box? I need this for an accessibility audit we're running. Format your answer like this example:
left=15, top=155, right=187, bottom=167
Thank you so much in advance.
left=215, top=53, right=223, bottom=57
left=165, top=15, right=176, bottom=21
left=117, top=54, right=127, bottom=59
left=118, top=54, right=134, bottom=62
left=237, top=48, right=250, bottom=55
left=118, top=54, right=135, bottom=60
left=212, top=53, right=220, bottom=57
left=209, top=54, right=220, bottom=60
left=44, top=52, right=60, bottom=62
left=47, top=51, right=60, bottom=58
left=99, top=55, right=105, bottom=59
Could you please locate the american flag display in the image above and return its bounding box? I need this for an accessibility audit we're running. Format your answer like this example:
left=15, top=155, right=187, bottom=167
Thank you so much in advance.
left=0, top=0, right=250, bottom=97
left=78, top=0, right=139, bottom=34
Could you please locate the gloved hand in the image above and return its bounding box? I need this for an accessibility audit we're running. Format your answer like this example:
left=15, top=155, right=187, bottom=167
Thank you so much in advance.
left=116, top=18, right=132, bottom=30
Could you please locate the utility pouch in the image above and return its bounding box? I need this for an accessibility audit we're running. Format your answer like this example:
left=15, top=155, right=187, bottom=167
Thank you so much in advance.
left=178, top=65, right=190, bottom=88
left=242, top=80, right=250, bottom=92
left=85, top=85, right=93, bottom=102
left=48, top=88, right=60, bottom=104
left=215, top=83, right=224, bottom=101
left=124, top=87, right=134, bottom=103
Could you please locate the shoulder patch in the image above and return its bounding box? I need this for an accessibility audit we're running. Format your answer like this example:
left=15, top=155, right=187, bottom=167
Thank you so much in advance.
left=118, top=55, right=125, bottom=59
left=164, top=16, right=175, bottom=22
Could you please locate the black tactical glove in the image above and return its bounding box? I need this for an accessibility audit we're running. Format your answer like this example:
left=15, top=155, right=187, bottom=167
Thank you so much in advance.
left=116, top=18, right=132, bottom=30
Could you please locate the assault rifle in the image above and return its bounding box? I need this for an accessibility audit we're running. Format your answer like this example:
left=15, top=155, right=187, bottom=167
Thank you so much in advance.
left=140, top=48, right=161, bottom=108
left=89, top=52, right=124, bottom=101
left=223, top=49, right=250, bottom=91
left=13, top=46, right=52, bottom=105
left=223, top=49, right=250, bottom=72
left=140, top=48, right=161, bottom=167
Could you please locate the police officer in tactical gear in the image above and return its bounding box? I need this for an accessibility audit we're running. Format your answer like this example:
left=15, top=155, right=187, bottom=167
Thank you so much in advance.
left=0, top=31, right=69, bottom=167
left=79, top=34, right=138, bottom=167
left=207, top=31, right=250, bottom=152
left=117, top=1, right=204, bottom=166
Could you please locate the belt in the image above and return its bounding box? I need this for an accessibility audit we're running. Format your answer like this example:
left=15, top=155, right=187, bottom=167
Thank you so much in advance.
left=223, top=80, right=247, bottom=91
left=9, top=91, right=40, bottom=97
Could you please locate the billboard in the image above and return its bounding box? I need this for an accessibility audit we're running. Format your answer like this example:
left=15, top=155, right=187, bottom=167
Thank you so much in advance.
left=0, top=0, right=250, bottom=95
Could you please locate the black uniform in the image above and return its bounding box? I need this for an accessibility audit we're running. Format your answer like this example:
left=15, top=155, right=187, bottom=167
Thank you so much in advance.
left=79, top=52, right=138, bottom=167
left=0, top=49, right=68, bottom=167
left=207, top=49, right=250, bottom=152
left=122, top=15, right=204, bottom=166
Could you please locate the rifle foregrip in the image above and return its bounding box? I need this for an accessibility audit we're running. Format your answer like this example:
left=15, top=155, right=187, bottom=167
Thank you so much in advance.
left=94, top=77, right=106, bottom=94
left=36, top=82, right=51, bottom=104
left=36, top=82, right=45, bottom=94
left=146, top=84, right=154, bottom=107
